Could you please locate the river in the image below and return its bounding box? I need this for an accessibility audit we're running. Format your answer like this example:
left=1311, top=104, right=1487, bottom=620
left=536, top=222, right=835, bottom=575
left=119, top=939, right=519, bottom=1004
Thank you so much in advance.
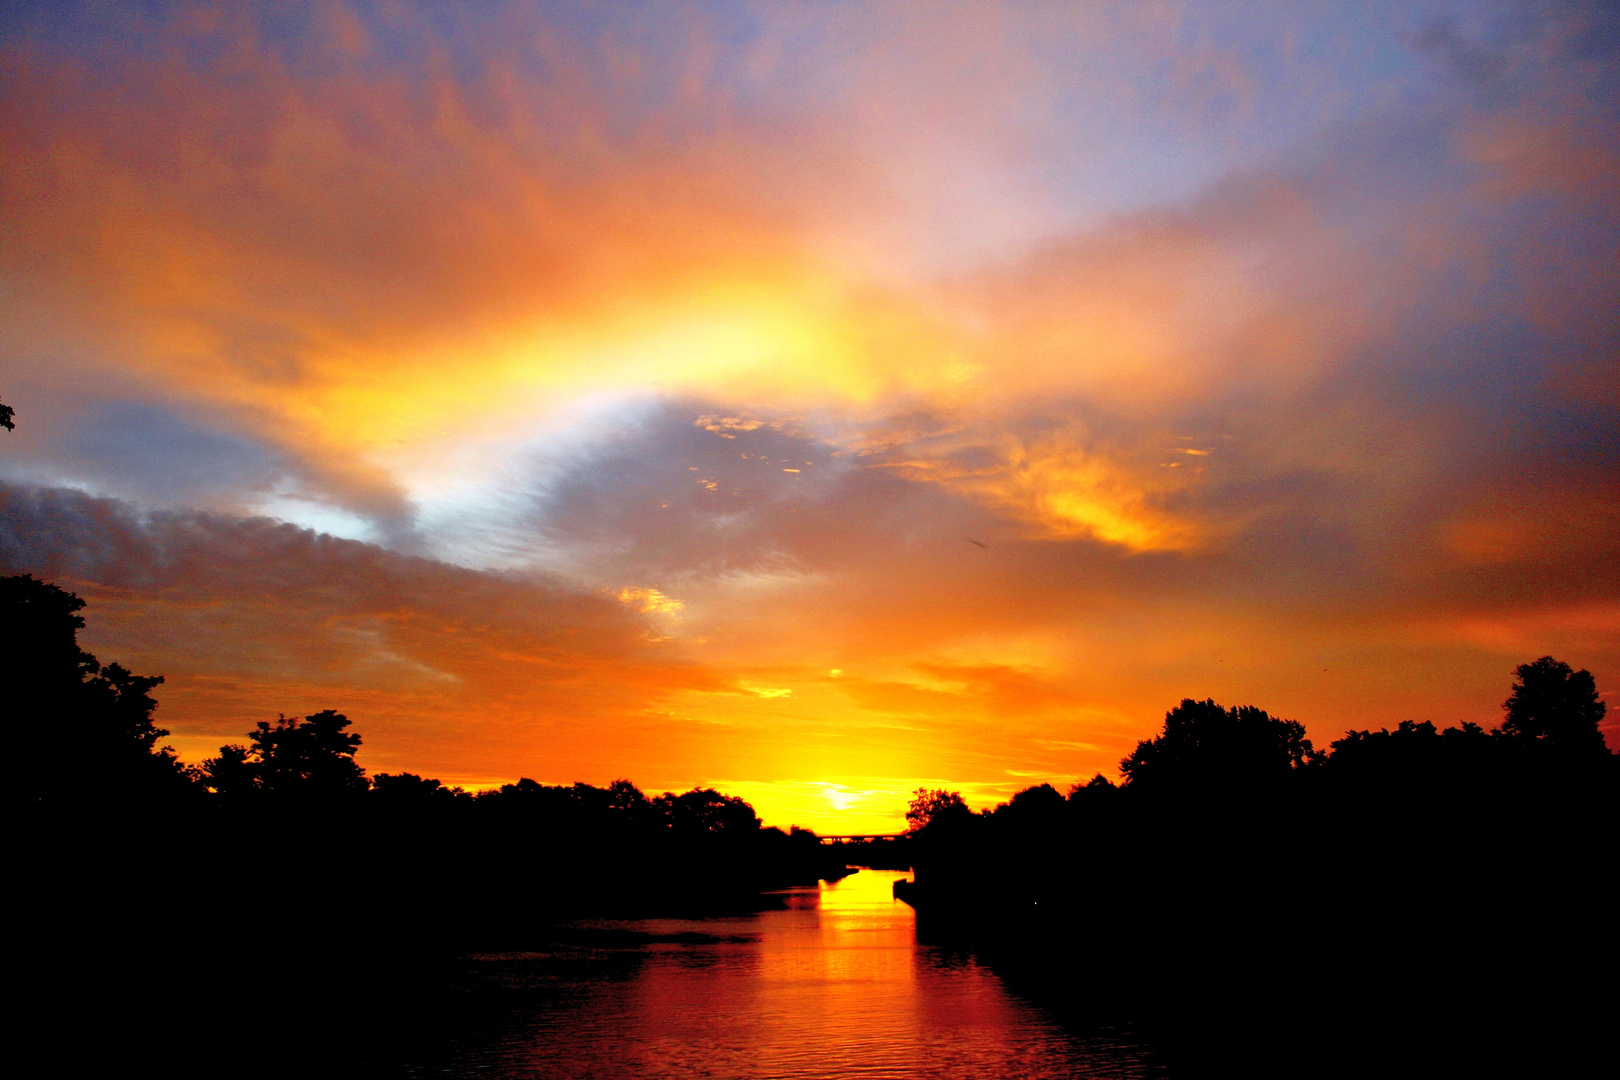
left=382, top=868, right=1165, bottom=1078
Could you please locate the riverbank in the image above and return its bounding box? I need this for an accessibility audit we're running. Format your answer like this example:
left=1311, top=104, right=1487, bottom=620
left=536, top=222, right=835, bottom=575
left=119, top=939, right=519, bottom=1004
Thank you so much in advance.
left=892, top=786, right=1616, bottom=1075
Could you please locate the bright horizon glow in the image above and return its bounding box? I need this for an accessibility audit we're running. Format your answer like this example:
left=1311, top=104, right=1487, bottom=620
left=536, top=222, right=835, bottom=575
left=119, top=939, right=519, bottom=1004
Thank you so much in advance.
left=2, top=2, right=1617, bottom=834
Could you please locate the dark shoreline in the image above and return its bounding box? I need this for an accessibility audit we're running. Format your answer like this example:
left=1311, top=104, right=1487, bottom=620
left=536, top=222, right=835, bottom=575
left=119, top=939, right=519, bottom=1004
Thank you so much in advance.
left=893, top=789, right=1617, bottom=1076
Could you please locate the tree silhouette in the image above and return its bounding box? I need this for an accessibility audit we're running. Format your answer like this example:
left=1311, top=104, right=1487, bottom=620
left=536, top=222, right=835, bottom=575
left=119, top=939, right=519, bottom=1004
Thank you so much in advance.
left=1120, top=698, right=1313, bottom=791
left=0, top=396, right=13, bottom=431
left=606, top=778, right=652, bottom=817
left=998, top=783, right=1064, bottom=819
left=1500, top=656, right=1609, bottom=758
left=1068, top=773, right=1116, bottom=797
left=205, top=710, right=367, bottom=798
left=372, top=771, right=467, bottom=807
left=2, top=573, right=98, bottom=697
left=906, top=787, right=970, bottom=832
left=2, top=574, right=190, bottom=804
left=76, top=662, right=193, bottom=794
left=656, top=787, right=761, bottom=836
left=202, top=743, right=257, bottom=796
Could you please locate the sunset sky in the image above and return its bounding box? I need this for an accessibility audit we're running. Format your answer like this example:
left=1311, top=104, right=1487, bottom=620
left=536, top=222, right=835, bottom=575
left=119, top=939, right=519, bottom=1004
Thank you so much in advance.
left=2, top=1, right=1616, bottom=831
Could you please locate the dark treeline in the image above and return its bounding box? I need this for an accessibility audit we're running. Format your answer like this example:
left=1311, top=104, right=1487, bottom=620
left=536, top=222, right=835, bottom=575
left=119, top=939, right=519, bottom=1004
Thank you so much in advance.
left=5, top=572, right=851, bottom=921
left=897, top=675, right=1617, bottom=1073
left=4, top=572, right=849, bottom=916
left=11, top=566, right=1616, bottom=1072
left=5, top=572, right=849, bottom=1072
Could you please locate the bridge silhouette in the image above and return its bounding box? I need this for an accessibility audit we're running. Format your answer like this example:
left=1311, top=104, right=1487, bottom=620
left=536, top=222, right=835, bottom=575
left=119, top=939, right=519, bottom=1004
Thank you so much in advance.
left=816, top=833, right=905, bottom=844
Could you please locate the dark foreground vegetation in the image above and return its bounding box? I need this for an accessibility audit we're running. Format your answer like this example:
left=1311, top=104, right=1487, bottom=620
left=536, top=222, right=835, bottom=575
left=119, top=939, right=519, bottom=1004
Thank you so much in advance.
left=4, top=573, right=850, bottom=1072
left=898, top=672, right=1617, bottom=1074
left=8, top=567, right=1616, bottom=1073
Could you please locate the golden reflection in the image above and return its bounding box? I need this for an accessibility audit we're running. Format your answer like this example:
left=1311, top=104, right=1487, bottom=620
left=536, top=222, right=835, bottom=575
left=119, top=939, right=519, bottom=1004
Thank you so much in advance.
left=582, top=870, right=1093, bottom=1077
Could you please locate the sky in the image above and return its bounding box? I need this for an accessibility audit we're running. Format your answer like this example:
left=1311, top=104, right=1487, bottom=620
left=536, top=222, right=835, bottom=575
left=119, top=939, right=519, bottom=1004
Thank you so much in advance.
left=2, top=1, right=1617, bottom=831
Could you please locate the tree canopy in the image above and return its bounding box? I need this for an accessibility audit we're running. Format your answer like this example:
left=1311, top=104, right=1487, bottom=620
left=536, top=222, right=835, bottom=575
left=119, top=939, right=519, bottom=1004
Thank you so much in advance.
left=906, top=787, right=970, bottom=832
left=656, top=787, right=762, bottom=836
left=1500, top=656, right=1608, bottom=757
left=204, top=710, right=367, bottom=799
left=1119, top=699, right=1313, bottom=791
left=2, top=573, right=98, bottom=698
left=2, top=573, right=190, bottom=805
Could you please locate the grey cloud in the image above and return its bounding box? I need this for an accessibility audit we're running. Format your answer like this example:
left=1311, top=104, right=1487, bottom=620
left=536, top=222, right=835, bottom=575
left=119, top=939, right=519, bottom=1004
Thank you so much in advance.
left=493, top=403, right=966, bottom=584
left=1414, top=2, right=1620, bottom=97
left=0, top=481, right=714, bottom=703
left=59, top=401, right=289, bottom=505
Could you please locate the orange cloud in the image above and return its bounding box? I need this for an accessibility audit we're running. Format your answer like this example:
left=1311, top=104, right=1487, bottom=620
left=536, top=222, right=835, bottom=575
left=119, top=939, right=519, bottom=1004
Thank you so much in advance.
left=3, top=2, right=1618, bottom=830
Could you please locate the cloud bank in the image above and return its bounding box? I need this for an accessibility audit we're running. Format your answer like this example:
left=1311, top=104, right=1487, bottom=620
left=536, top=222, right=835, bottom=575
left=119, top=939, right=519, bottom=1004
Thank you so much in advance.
left=2, top=1, right=1616, bottom=827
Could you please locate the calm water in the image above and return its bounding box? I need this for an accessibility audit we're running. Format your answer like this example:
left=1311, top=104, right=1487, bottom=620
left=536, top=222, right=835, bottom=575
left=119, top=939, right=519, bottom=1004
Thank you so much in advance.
left=393, top=869, right=1163, bottom=1078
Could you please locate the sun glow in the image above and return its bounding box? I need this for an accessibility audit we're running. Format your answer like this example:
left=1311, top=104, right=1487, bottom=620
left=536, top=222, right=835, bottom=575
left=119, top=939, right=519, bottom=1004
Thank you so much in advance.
left=278, top=274, right=970, bottom=464
left=618, top=588, right=684, bottom=616
left=5, top=0, right=1615, bottom=843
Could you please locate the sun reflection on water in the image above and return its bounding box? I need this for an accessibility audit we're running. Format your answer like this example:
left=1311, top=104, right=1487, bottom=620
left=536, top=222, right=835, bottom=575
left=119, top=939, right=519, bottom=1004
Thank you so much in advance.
left=425, top=869, right=1162, bottom=1078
